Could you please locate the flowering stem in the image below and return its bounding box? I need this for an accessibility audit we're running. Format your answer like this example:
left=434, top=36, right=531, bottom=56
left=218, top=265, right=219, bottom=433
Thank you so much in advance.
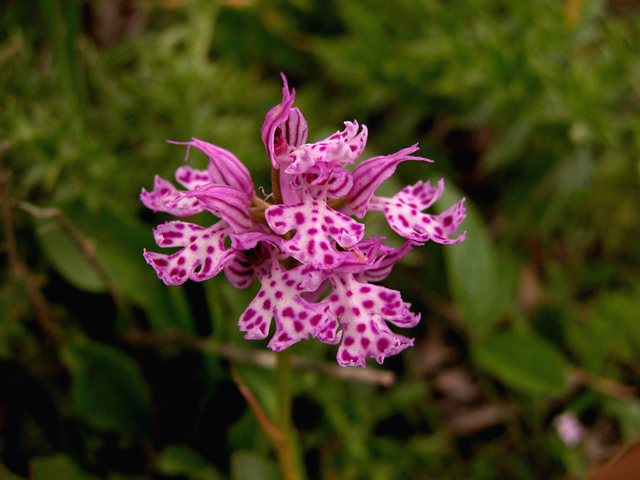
left=275, top=349, right=303, bottom=480
left=271, top=166, right=283, bottom=205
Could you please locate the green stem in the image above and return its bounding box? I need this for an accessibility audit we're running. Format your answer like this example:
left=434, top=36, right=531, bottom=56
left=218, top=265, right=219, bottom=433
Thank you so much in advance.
left=275, top=349, right=303, bottom=480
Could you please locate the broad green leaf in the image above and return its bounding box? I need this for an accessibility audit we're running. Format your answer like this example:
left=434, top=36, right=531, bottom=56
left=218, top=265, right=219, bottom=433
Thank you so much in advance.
left=61, top=339, right=152, bottom=437
left=435, top=180, right=517, bottom=336
left=230, top=451, right=279, bottom=480
left=30, top=455, right=98, bottom=480
left=156, top=445, right=222, bottom=480
left=473, top=330, right=568, bottom=395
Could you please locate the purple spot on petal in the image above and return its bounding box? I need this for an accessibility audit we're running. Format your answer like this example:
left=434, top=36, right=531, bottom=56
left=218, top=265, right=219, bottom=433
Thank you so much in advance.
left=295, top=212, right=305, bottom=224
left=282, top=307, right=295, bottom=318
left=357, top=323, right=366, bottom=333
left=293, top=321, right=303, bottom=332
left=377, top=338, right=389, bottom=352
left=344, top=337, right=354, bottom=346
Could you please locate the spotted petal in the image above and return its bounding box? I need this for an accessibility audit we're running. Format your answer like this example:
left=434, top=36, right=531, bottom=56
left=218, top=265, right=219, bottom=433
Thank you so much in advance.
left=223, top=232, right=283, bottom=289
left=238, top=262, right=336, bottom=351
left=174, top=165, right=212, bottom=190
left=334, top=237, right=416, bottom=283
left=144, top=221, right=235, bottom=285
left=321, top=274, right=417, bottom=367
left=369, top=181, right=467, bottom=244
left=284, top=121, right=368, bottom=175
left=265, top=194, right=365, bottom=268
left=140, top=176, right=204, bottom=217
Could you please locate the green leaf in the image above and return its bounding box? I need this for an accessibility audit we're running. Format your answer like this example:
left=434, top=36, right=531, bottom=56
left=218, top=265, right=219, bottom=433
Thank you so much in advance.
left=35, top=220, right=104, bottom=293
left=35, top=202, right=195, bottom=332
left=230, top=451, right=279, bottom=480
left=61, top=339, right=152, bottom=437
left=30, top=455, right=98, bottom=480
left=473, top=330, right=568, bottom=395
left=156, top=445, right=223, bottom=480
left=434, top=180, right=517, bottom=336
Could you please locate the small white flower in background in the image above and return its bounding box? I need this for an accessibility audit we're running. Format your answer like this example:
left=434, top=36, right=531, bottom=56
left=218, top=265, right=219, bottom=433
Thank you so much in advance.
left=553, top=412, right=586, bottom=447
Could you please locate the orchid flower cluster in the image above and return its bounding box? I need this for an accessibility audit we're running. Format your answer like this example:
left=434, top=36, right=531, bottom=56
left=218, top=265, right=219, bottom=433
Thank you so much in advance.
left=141, top=75, right=466, bottom=367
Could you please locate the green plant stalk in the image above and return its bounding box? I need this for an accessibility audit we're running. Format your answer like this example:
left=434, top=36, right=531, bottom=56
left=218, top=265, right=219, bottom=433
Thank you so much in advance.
left=275, top=349, right=304, bottom=480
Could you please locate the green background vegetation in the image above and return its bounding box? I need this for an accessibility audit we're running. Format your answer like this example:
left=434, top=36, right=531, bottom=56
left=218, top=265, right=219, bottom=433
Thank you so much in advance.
left=2, top=0, right=640, bottom=478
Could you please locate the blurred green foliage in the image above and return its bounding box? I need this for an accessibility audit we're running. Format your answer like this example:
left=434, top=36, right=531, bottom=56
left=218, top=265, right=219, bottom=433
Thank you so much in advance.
left=2, top=0, right=640, bottom=479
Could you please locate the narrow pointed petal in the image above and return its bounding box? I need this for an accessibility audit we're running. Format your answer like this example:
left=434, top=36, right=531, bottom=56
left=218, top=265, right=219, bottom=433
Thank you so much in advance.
left=346, top=145, right=433, bottom=218
left=169, top=138, right=254, bottom=199
left=224, top=254, right=256, bottom=289
left=186, top=184, right=252, bottom=234
left=144, top=221, right=235, bottom=285
left=237, top=262, right=334, bottom=351
left=140, top=176, right=205, bottom=216
left=221, top=231, right=282, bottom=289
left=281, top=107, right=308, bottom=148
left=265, top=195, right=365, bottom=268
left=262, top=73, right=298, bottom=168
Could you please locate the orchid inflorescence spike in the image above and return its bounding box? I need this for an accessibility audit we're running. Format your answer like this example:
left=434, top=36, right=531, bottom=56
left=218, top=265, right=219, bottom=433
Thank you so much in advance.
left=141, top=74, right=466, bottom=367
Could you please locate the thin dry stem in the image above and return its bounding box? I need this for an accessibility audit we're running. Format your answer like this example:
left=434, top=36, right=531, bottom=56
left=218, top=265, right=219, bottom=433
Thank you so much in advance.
left=123, top=329, right=396, bottom=387
left=0, top=143, right=59, bottom=341
left=20, top=202, right=133, bottom=321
